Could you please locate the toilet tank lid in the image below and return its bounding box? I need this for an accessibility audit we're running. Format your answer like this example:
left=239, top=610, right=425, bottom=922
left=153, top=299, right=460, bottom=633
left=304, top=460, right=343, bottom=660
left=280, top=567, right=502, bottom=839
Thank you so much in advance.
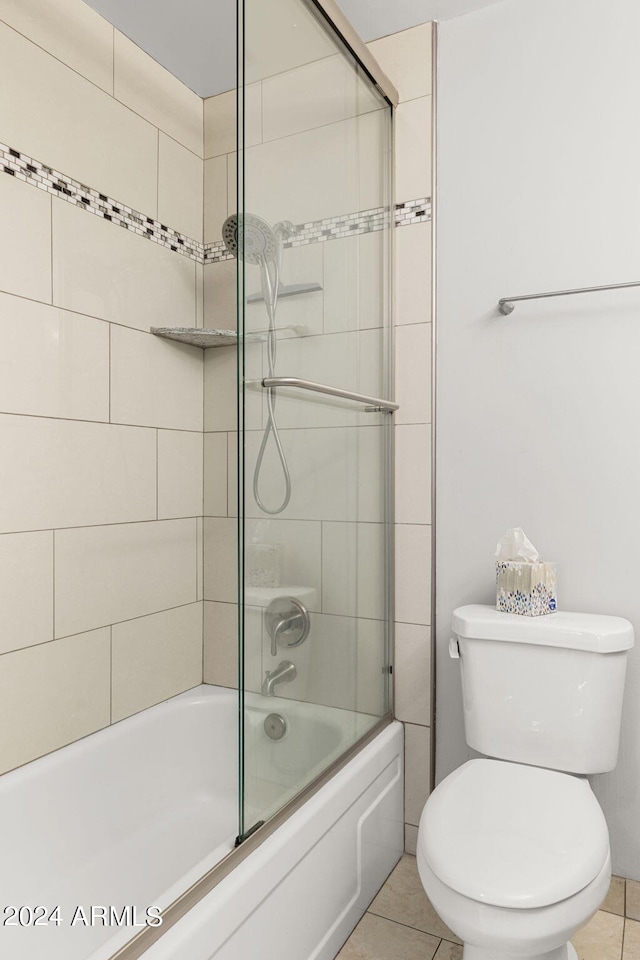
left=452, top=605, right=634, bottom=653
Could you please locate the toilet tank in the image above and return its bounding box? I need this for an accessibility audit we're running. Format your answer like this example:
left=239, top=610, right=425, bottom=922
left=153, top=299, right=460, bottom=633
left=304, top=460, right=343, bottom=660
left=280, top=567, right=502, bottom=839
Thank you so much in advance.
left=451, top=605, right=634, bottom=774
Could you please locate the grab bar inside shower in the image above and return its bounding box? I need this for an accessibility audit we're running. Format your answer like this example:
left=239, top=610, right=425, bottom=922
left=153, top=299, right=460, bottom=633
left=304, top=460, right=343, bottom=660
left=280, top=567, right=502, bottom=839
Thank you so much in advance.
left=260, top=377, right=398, bottom=413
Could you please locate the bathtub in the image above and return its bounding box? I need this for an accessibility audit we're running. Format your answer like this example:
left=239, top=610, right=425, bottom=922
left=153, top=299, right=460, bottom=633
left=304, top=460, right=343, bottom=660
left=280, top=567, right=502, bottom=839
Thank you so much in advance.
left=0, top=684, right=403, bottom=960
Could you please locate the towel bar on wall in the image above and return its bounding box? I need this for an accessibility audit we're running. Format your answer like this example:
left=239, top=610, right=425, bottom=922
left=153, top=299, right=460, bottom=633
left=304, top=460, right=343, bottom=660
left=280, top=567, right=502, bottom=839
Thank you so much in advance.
left=498, top=279, right=640, bottom=315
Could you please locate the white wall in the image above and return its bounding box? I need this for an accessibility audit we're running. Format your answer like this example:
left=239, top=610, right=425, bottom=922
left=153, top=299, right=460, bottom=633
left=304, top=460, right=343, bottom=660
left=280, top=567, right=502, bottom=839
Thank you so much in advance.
left=436, top=0, right=640, bottom=879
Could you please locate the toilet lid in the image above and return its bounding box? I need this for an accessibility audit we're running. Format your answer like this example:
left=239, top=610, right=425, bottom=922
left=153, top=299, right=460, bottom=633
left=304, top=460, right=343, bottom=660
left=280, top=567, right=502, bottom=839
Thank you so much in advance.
left=419, top=759, right=609, bottom=909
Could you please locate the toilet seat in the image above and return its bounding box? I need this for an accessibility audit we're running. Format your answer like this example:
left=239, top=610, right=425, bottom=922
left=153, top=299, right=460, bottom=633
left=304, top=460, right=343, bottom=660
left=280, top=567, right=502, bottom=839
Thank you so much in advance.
left=419, top=759, right=609, bottom=910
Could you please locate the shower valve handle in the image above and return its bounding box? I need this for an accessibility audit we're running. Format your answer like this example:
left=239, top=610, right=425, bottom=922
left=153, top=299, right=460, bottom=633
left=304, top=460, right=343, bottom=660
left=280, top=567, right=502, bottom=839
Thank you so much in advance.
left=265, top=597, right=311, bottom=657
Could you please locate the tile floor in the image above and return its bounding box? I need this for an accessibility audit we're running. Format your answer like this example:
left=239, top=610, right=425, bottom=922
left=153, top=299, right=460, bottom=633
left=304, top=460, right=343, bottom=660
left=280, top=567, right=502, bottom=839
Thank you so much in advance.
left=335, top=855, right=640, bottom=960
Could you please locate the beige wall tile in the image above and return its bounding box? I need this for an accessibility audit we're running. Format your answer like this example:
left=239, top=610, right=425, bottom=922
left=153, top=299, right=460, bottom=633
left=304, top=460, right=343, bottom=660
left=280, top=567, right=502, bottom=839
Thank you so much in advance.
left=204, top=90, right=236, bottom=158
left=227, top=431, right=238, bottom=517
left=355, top=618, right=388, bottom=716
left=245, top=243, right=325, bottom=339
left=0, top=628, right=110, bottom=774
left=204, top=156, right=229, bottom=244
left=262, top=55, right=359, bottom=143
left=356, top=107, right=393, bottom=213
left=396, top=425, right=431, bottom=526
left=571, top=909, right=624, bottom=959
left=404, top=722, right=431, bottom=826
left=204, top=345, right=238, bottom=432
left=195, top=262, right=204, bottom=329
left=623, top=918, right=640, bottom=959
left=158, top=429, right=204, bottom=519
left=404, top=823, right=419, bottom=856
left=114, top=30, right=203, bottom=158
left=241, top=115, right=375, bottom=226
left=322, top=521, right=385, bottom=620
left=111, top=602, right=203, bottom=722
left=227, top=152, right=237, bottom=215
left=0, top=415, right=156, bottom=534
left=628, top=881, right=640, bottom=921
left=369, top=854, right=459, bottom=942
left=110, top=325, right=203, bottom=432
left=367, top=23, right=433, bottom=104
left=204, top=432, right=229, bottom=517
left=0, top=173, right=51, bottom=303
left=395, top=96, right=432, bottom=203
left=272, top=330, right=383, bottom=431
left=244, top=425, right=385, bottom=524
left=0, top=532, right=53, bottom=654
left=0, top=292, right=109, bottom=421
left=395, top=525, right=431, bottom=626
left=203, top=259, right=237, bottom=330
left=53, top=202, right=197, bottom=331
left=204, top=517, right=237, bottom=603
left=0, top=21, right=158, bottom=214
left=260, top=610, right=383, bottom=713
left=395, top=622, right=431, bottom=727
left=55, top=518, right=197, bottom=637
left=0, top=0, right=114, bottom=94
left=158, top=133, right=204, bottom=242
left=395, top=323, right=432, bottom=426
left=245, top=517, right=322, bottom=609
left=204, top=84, right=262, bottom=159
left=337, top=912, right=440, bottom=960
left=396, top=223, right=432, bottom=326
left=204, top=600, right=238, bottom=688
left=323, top=231, right=386, bottom=335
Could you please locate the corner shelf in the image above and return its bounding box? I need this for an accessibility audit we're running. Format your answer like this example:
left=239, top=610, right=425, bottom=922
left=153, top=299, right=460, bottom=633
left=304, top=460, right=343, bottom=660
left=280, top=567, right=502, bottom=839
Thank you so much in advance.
left=151, top=327, right=264, bottom=349
left=151, top=325, right=308, bottom=348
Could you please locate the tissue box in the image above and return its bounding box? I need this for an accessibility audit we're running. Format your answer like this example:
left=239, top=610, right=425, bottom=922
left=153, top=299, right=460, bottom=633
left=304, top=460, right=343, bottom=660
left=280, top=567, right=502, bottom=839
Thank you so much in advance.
left=496, top=561, right=557, bottom=616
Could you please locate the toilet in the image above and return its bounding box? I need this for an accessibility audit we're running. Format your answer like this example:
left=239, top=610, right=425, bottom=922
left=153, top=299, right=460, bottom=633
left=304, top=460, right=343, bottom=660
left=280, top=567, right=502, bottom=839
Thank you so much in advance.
left=417, top=604, right=634, bottom=960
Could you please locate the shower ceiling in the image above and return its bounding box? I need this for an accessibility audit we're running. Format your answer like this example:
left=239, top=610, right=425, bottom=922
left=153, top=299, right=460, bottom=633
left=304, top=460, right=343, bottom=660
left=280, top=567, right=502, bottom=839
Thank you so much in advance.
left=81, top=0, right=504, bottom=97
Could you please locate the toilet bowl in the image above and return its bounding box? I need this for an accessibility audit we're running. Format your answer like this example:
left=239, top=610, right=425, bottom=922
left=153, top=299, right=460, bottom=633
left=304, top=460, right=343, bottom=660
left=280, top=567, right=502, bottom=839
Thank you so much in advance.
left=416, top=759, right=611, bottom=960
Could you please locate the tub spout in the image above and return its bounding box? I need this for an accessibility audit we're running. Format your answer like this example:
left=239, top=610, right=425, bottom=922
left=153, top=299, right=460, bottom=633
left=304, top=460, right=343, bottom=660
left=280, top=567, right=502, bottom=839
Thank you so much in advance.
left=262, top=660, right=296, bottom=697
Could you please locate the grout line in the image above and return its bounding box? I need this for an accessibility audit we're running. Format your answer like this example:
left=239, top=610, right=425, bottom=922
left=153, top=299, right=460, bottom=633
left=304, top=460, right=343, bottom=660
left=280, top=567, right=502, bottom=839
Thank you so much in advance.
left=109, top=625, right=113, bottom=724
left=51, top=530, right=56, bottom=641
left=0, top=407, right=202, bottom=431
left=155, top=429, right=159, bottom=519
left=49, top=194, right=53, bottom=304
left=108, top=322, right=112, bottom=422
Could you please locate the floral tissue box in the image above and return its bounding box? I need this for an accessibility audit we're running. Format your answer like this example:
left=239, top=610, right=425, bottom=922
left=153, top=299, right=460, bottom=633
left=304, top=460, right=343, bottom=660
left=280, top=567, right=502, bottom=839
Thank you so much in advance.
left=496, top=560, right=557, bottom=616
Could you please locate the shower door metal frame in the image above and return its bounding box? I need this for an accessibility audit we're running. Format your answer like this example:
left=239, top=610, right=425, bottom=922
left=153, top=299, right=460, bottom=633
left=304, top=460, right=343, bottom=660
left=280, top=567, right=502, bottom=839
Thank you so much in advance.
left=307, top=0, right=399, bottom=107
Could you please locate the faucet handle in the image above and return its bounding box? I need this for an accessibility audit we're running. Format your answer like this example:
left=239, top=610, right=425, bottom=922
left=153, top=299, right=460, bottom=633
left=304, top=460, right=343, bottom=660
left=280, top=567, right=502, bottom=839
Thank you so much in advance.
left=265, top=597, right=310, bottom=657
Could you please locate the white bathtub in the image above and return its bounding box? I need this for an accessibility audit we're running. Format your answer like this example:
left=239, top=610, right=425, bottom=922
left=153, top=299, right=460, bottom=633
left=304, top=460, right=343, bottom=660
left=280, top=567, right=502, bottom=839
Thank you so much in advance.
left=0, top=685, right=403, bottom=960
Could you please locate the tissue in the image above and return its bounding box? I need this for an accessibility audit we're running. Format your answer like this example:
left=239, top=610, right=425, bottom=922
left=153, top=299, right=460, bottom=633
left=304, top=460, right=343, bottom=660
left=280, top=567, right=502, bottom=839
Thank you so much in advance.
left=495, top=528, right=557, bottom=616
left=495, top=527, right=539, bottom=563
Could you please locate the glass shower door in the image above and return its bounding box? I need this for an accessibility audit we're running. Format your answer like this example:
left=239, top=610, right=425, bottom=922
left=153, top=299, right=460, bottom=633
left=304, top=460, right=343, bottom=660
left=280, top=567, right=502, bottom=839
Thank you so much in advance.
left=237, top=0, right=394, bottom=839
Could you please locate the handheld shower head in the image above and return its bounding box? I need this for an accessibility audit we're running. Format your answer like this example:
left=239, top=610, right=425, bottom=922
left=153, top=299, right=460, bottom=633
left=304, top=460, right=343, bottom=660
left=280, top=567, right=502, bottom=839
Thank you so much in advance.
left=222, top=213, right=278, bottom=265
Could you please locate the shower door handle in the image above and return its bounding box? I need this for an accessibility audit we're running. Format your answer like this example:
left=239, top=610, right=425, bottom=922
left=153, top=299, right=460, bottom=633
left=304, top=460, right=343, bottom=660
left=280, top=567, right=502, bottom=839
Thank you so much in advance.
left=261, top=377, right=398, bottom=413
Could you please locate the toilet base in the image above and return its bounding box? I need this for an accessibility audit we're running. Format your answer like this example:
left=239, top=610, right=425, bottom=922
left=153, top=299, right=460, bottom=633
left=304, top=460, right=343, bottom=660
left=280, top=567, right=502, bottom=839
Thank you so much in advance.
left=463, top=942, right=578, bottom=960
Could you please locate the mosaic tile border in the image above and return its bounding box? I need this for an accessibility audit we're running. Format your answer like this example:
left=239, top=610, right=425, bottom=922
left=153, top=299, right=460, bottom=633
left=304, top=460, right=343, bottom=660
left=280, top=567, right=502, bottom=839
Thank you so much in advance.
left=204, top=197, right=432, bottom=264
left=0, top=142, right=205, bottom=263
left=1, top=140, right=430, bottom=266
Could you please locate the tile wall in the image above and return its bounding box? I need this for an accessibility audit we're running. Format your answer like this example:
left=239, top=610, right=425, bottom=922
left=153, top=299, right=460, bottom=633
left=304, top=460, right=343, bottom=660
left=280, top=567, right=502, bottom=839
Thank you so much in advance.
left=0, top=0, right=205, bottom=774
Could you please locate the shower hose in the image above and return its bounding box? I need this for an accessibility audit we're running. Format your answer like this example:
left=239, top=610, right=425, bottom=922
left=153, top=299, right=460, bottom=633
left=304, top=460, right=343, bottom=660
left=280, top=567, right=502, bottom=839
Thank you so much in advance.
left=252, top=253, right=292, bottom=515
